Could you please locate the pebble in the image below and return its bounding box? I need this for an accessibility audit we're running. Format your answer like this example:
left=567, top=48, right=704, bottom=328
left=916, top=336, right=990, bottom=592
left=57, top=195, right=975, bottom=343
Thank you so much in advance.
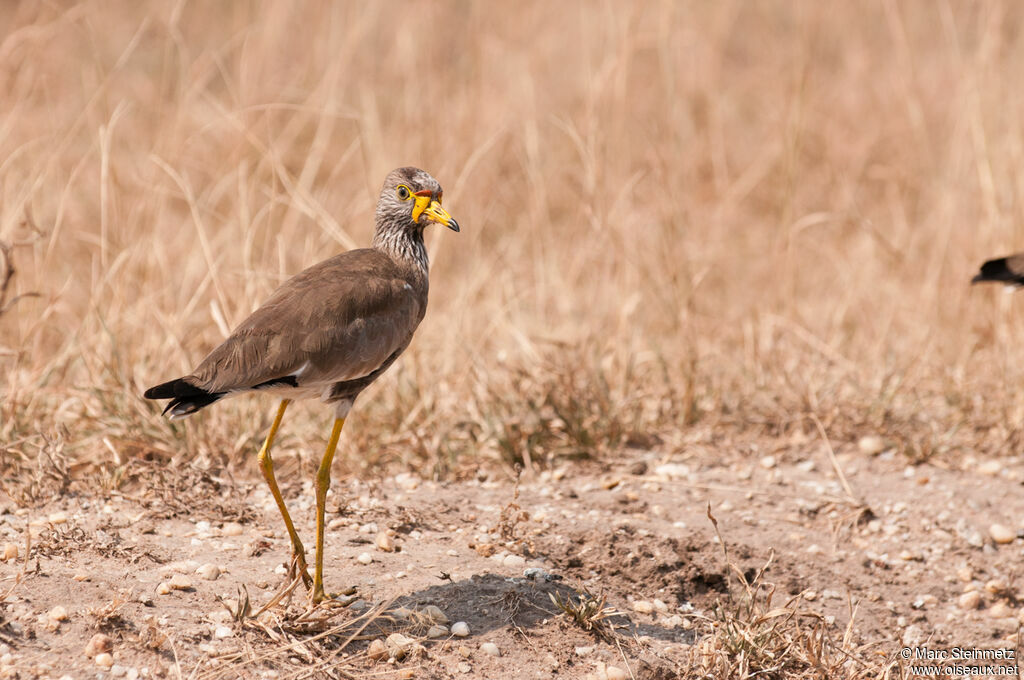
left=759, top=455, right=776, bottom=469
left=222, top=522, right=244, bottom=536
left=169, top=574, right=193, bottom=590
left=367, top=639, right=387, bottom=660
left=85, top=633, right=113, bottom=658
left=109, top=665, right=127, bottom=678
left=457, top=662, right=472, bottom=674
left=395, top=473, right=420, bottom=491
left=422, top=605, right=449, bottom=623
left=397, top=670, right=415, bottom=680
left=451, top=621, right=470, bottom=637
left=156, top=582, right=172, bottom=595
left=458, top=645, right=472, bottom=658
left=502, top=554, right=526, bottom=569
left=986, top=579, right=1007, bottom=595
left=480, top=642, right=500, bottom=657
left=957, top=567, right=973, bottom=582
left=357, top=552, right=373, bottom=565
left=375, top=532, right=395, bottom=552
left=385, top=633, right=416, bottom=659
left=48, top=605, right=68, bottom=622
left=214, top=625, right=233, bottom=639
left=48, top=511, right=68, bottom=524
left=959, top=591, right=983, bottom=610
left=196, top=564, right=221, bottom=581
left=858, top=435, right=886, bottom=456
left=575, top=646, right=594, bottom=657
left=990, top=602, right=1015, bottom=619
left=632, top=600, right=654, bottom=614
left=427, top=625, right=448, bottom=639
left=990, top=524, right=1015, bottom=544
left=2, top=543, right=17, bottom=562
left=654, top=463, right=690, bottom=479
left=606, top=666, right=628, bottom=680
left=95, top=653, right=114, bottom=668
left=978, top=460, right=1003, bottom=476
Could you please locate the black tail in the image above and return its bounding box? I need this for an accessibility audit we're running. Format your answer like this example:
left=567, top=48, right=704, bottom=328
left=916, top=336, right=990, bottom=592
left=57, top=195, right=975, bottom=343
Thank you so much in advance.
left=973, top=257, right=1024, bottom=286
left=144, top=378, right=225, bottom=419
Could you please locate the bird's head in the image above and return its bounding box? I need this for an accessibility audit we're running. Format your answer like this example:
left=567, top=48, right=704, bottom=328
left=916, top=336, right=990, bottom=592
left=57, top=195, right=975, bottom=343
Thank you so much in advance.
left=376, top=167, right=459, bottom=234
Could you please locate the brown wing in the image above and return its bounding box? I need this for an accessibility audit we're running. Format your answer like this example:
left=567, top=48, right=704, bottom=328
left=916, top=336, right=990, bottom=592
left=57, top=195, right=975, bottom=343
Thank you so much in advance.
left=185, top=249, right=426, bottom=394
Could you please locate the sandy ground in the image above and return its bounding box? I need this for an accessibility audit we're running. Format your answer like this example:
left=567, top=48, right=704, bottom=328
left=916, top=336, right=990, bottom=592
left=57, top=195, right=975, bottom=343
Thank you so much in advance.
left=2, top=442, right=1023, bottom=679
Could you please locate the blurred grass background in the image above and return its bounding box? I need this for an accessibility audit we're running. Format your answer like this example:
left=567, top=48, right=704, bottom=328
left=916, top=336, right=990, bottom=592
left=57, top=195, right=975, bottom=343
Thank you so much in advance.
left=3, top=1, right=1024, bottom=483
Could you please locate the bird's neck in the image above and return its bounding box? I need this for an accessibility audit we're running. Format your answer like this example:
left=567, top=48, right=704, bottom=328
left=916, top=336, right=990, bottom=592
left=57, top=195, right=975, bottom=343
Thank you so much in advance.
left=373, top=225, right=429, bottom=277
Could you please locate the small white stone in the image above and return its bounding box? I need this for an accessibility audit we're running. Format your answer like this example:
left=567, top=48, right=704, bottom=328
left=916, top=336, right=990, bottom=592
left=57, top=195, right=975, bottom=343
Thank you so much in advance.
left=221, top=522, right=244, bottom=536
left=426, top=625, right=448, bottom=639
left=48, top=605, right=68, bottom=622
left=632, top=600, right=654, bottom=614
left=457, top=662, right=472, bottom=674
left=2, top=543, right=17, bottom=562
left=395, top=473, right=420, bottom=491
left=375, top=532, right=395, bottom=552
left=48, top=511, right=68, bottom=525
left=575, top=645, right=594, bottom=657
left=959, top=591, right=983, bottom=610
left=759, top=455, right=776, bottom=469
left=169, top=574, right=192, bottom=590
left=451, top=621, right=470, bottom=637
left=502, top=554, right=526, bottom=569
left=357, top=552, right=373, bottom=565
left=986, top=579, right=1007, bottom=595
left=196, top=564, right=220, bottom=581
left=214, top=625, right=233, bottom=639
left=654, top=463, right=690, bottom=480
left=95, top=653, right=114, bottom=668
left=991, top=524, right=1016, bottom=544
left=857, top=436, right=886, bottom=456
left=110, top=665, right=127, bottom=678
left=978, top=460, right=1003, bottom=476
left=606, top=666, right=628, bottom=680
left=85, top=633, right=113, bottom=658
left=156, top=582, right=172, bottom=595
left=480, top=642, right=500, bottom=657
left=195, top=520, right=211, bottom=533
left=422, top=605, right=449, bottom=623
left=367, top=639, right=387, bottom=660
left=385, top=633, right=416, bottom=659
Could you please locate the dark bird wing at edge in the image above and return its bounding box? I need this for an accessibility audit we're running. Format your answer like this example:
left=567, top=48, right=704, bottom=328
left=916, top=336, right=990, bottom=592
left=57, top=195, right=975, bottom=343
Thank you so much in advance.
left=973, top=254, right=1024, bottom=286
left=144, top=249, right=426, bottom=417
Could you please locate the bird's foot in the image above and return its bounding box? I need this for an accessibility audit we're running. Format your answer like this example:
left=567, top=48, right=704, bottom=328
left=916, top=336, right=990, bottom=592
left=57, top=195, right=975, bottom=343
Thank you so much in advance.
left=309, top=584, right=358, bottom=607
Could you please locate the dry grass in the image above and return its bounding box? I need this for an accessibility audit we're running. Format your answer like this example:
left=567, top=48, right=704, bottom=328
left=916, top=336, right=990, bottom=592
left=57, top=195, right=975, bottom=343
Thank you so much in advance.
left=2, top=2, right=1024, bottom=675
left=5, top=2, right=1024, bottom=476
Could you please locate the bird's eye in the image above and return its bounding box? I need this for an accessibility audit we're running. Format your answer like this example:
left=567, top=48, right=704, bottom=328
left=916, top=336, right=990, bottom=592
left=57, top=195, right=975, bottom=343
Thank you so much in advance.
left=396, top=185, right=411, bottom=200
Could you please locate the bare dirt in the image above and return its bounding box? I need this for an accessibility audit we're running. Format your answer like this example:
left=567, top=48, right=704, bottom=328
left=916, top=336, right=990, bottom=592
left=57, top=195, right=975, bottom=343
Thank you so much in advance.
left=2, top=440, right=1022, bottom=679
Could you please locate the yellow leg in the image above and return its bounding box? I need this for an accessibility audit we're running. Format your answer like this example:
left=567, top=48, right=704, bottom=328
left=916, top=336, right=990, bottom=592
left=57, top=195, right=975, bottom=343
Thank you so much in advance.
left=311, top=417, right=345, bottom=604
left=257, top=399, right=311, bottom=588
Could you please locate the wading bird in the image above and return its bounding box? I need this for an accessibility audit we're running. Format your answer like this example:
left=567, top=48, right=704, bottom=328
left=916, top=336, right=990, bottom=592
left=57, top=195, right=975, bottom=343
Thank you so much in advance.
left=144, top=167, right=458, bottom=603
